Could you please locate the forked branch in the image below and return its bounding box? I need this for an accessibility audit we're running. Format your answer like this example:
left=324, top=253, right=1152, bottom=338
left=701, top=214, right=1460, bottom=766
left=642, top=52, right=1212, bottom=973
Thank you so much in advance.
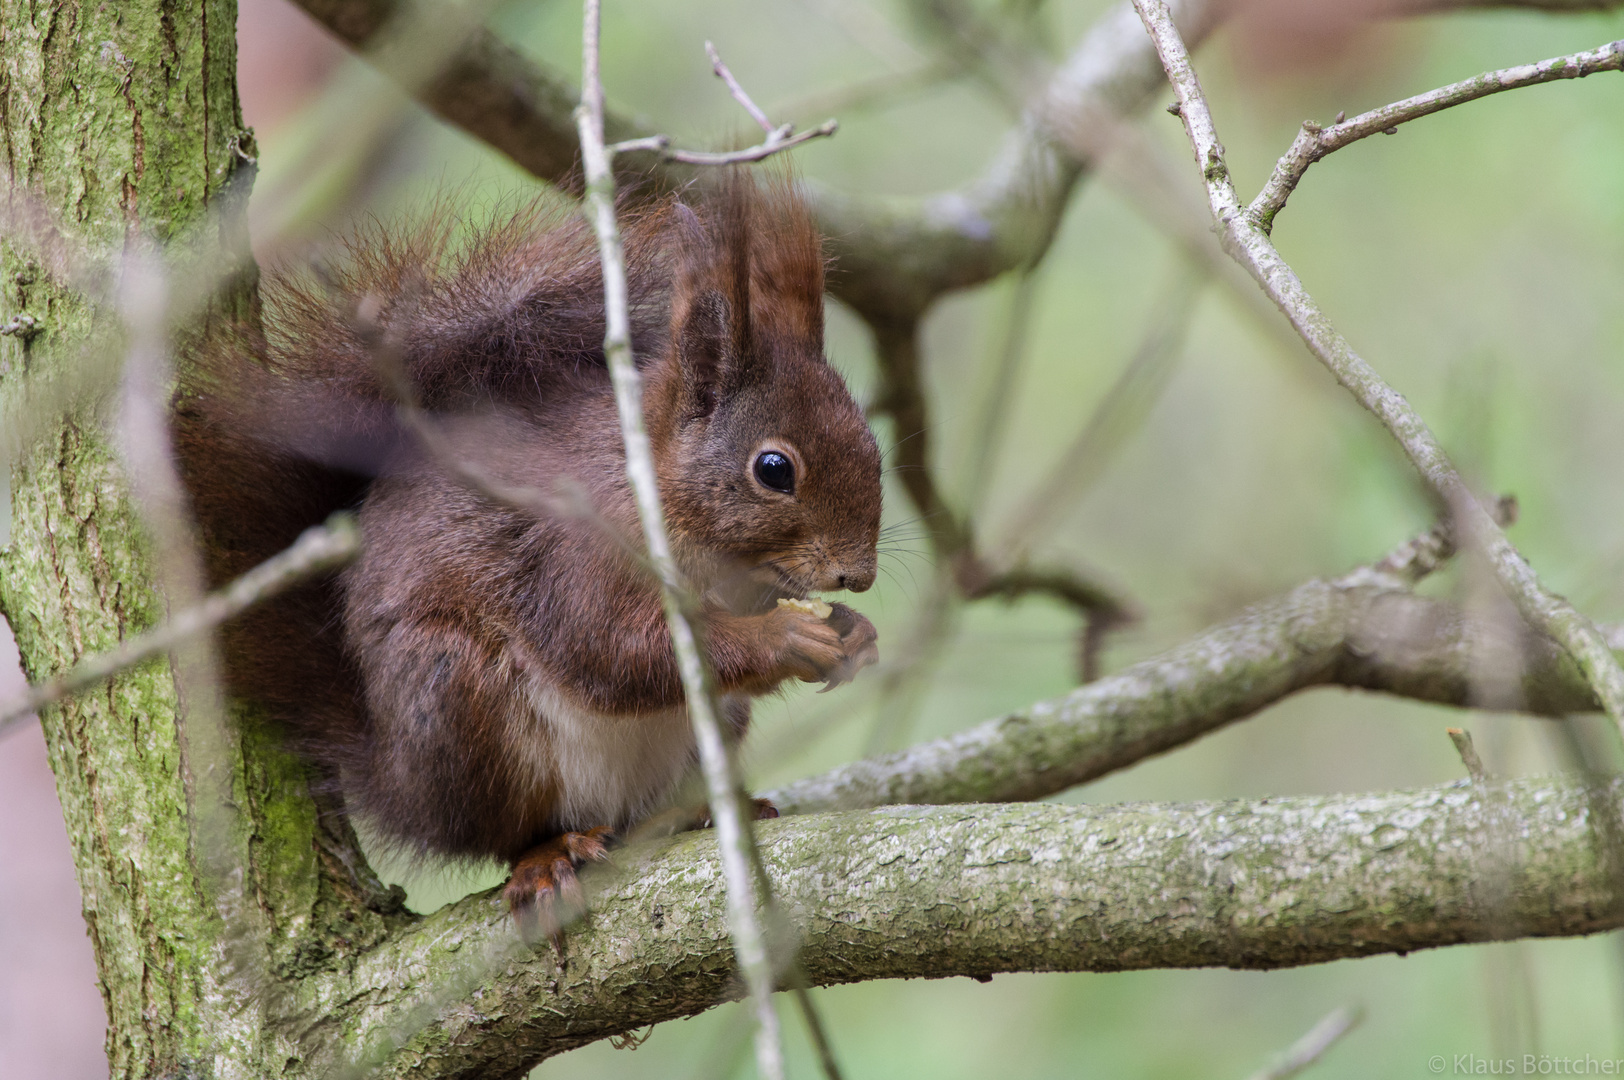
left=768, top=518, right=1614, bottom=816
left=1131, top=0, right=1624, bottom=738
left=1250, top=39, right=1624, bottom=233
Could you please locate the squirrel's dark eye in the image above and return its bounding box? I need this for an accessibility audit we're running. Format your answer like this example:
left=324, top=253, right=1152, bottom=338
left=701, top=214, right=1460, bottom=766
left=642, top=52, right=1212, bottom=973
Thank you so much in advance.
left=753, top=451, right=795, bottom=494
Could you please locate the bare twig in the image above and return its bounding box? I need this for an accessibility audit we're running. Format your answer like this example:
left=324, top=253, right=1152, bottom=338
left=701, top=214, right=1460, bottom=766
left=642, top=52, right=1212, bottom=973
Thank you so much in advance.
left=608, top=125, right=840, bottom=164
left=1131, top=0, right=1624, bottom=740
left=792, top=983, right=846, bottom=1080
left=1243, top=1006, right=1363, bottom=1080
left=961, top=564, right=1134, bottom=681
left=1360, top=495, right=1516, bottom=586
left=575, top=4, right=784, bottom=1078
left=666, top=39, right=841, bottom=163
left=1250, top=40, right=1624, bottom=233
left=603, top=43, right=838, bottom=167
left=0, top=513, right=360, bottom=735
left=664, top=121, right=838, bottom=166
left=706, top=41, right=779, bottom=135
left=1449, top=727, right=1490, bottom=782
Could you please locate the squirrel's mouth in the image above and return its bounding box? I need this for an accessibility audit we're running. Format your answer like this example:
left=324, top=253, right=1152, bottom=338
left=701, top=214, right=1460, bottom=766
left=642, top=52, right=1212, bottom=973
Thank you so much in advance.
left=716, top=563, right=811, bottom=615
left=758, top=579, right=810, bottom=612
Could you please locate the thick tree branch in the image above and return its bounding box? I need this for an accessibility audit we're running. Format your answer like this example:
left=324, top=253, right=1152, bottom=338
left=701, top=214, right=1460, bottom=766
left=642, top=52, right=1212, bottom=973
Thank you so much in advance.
left=767, top=544, right=1615, bottom=815
left=812, top=0, right=1222, bottom=323
left=289, top=0, right=679, bottom=194
left=1134, top=1, right=1624, bottom=737
left=292, top=777, right=1624, bottom=1076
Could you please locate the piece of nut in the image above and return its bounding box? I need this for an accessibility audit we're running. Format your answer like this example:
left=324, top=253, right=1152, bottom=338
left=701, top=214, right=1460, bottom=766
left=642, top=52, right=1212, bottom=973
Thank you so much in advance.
left=776, top=596, right=833, bottom=619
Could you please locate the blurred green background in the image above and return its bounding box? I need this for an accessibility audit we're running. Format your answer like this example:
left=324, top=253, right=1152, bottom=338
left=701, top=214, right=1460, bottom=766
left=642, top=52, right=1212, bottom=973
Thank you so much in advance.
left=260, top=2, right=1624, bottom=1076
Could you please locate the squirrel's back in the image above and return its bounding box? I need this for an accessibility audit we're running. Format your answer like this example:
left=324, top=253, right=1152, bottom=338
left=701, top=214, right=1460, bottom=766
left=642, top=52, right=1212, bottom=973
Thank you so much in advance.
left=174, top=195, right=676, bottom=756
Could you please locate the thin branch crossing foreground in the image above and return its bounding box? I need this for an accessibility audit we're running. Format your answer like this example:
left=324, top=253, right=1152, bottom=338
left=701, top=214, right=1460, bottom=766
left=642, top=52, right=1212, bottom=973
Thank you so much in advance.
left=0, top=514, right=361, bottom=735
left=573, top=5, right=824, bottom=1076
left=1131, top=0, right=1624, bottom=738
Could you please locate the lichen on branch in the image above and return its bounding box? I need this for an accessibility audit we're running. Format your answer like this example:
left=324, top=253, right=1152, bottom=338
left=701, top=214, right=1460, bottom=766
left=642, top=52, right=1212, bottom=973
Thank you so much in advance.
left=295, top=777, right=1624, bottom=1076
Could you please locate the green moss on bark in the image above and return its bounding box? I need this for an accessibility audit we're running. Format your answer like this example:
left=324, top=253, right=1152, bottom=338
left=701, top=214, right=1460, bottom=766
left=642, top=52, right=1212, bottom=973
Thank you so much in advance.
left=0, top=3, right=360, bottom=1076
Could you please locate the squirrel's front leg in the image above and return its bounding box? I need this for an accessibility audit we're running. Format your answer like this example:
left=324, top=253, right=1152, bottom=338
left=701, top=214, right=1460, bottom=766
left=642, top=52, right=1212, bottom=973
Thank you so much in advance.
left=705, top=601, right=879, bottom=695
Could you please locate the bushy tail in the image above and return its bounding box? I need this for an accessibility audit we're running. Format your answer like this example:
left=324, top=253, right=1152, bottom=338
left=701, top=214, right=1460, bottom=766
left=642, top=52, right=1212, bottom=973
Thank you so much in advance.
left=174, top=330, right=376, bottom=754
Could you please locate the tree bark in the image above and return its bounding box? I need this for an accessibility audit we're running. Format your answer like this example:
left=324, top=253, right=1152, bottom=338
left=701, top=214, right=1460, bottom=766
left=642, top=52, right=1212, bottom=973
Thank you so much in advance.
left=0, top=3, right=401, bottom=1077
left=295, top=777, right=1624, bottom=1077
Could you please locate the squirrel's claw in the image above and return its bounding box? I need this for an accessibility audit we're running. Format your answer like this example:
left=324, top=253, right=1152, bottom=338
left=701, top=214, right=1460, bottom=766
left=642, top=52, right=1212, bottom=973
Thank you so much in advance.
left=690, top=796, right=780, bottom=830
left=505, top=827, right=617, bottom=952
left=817, top=603, right=879, bottom=692
left=758, top=600, right=880, bottom=689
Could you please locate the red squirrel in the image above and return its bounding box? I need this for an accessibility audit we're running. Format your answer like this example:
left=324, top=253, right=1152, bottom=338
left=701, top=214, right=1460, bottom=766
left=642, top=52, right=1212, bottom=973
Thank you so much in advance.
left=175, top=171, right=881, bottom=924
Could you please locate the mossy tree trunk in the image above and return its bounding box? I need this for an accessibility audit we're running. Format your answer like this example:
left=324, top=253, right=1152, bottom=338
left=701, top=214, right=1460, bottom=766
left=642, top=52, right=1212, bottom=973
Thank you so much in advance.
left=0, top=3, right=397, bottom=1076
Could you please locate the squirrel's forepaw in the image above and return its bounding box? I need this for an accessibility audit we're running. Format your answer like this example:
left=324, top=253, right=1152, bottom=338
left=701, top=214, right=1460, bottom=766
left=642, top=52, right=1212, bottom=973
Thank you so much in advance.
left=770, top=607, right=847, bottom=681
left=817, top=604, right=879, bottom=692
left=505, top=827, right=616, bottom=952
left=770, top=603, right=880, bottom=689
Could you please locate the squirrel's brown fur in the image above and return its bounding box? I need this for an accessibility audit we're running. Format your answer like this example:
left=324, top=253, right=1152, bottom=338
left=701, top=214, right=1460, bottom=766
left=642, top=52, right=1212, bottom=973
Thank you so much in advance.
left=174, top=173, right=881, bottom=920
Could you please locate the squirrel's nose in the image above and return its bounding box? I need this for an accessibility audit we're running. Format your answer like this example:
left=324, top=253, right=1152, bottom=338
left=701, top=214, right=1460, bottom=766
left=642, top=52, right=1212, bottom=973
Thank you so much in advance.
left=837, top=566, right=875, bottom=593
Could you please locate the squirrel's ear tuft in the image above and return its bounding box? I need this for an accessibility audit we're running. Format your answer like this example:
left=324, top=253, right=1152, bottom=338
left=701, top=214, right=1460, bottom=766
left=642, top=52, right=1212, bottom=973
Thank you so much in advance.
left=669, top=177, right=760, bottom=417
left=748, top=174, right=825, bottom=351
left=673, top=202, right=706, bottom=256
left=675, top=288, right=729, bottom=419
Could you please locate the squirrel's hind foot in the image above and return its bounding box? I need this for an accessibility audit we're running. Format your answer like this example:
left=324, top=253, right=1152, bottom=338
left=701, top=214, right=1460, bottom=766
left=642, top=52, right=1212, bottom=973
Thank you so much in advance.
left=691, top=796, right=780, bottom=830
left=505, top=826, right=617, bottom=952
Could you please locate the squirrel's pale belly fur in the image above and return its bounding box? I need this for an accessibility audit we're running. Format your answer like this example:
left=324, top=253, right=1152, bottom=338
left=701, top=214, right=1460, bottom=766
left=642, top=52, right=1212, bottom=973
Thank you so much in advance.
left=522, top=680, right=743, bottom=831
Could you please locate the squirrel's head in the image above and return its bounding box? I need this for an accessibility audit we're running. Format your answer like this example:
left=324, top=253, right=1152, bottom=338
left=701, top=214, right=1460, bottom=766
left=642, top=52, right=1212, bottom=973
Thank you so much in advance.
left=648, top=172, right=881, bottom=612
